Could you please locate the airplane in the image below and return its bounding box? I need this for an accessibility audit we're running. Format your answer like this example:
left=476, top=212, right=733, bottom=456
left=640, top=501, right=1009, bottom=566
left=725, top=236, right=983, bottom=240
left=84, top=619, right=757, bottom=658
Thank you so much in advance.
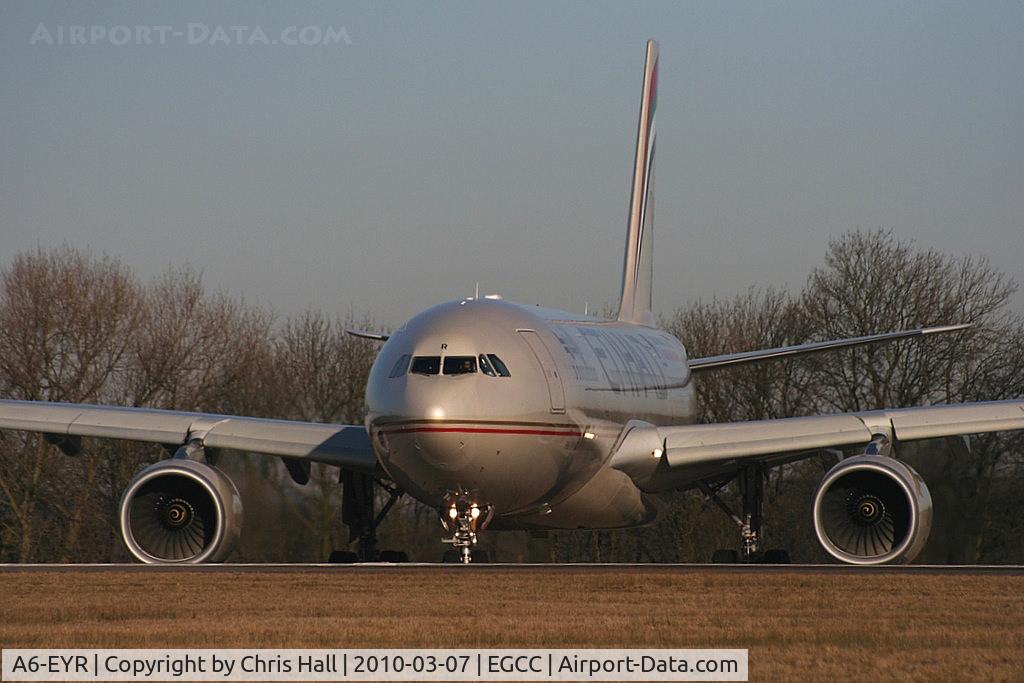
left=1, top=39, right=1022, bottom=566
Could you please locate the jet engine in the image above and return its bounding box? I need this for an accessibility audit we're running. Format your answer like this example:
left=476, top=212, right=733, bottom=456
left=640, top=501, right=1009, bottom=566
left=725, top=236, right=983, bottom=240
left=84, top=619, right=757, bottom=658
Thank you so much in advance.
left=813, top=455, right=932, bottom=564
left=119, top=459, right=242, bottom=563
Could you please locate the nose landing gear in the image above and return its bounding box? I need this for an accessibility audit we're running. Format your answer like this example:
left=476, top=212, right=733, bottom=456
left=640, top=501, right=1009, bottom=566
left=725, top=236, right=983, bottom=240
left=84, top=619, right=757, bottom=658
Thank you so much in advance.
left=441, top=490, right=493, bottom=563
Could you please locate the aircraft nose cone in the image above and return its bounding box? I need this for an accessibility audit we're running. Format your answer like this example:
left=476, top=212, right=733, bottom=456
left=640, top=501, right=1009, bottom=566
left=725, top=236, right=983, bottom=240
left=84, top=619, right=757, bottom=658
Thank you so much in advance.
left=400, top=426, right=476, bottom=472
left=372, top=413, right=579, bottom=513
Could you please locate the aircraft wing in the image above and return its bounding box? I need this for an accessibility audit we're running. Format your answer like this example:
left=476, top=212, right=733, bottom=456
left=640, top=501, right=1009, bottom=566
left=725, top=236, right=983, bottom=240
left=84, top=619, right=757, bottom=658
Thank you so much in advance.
left=610, top=400, right=1024, bottom=485
left=0, top=399, right=378, bottom=473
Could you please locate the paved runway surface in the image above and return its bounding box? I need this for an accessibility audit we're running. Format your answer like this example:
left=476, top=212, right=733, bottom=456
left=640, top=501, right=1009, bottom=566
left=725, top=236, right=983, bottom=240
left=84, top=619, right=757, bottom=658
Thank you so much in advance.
left=2, top=562, right=1022, bottom=574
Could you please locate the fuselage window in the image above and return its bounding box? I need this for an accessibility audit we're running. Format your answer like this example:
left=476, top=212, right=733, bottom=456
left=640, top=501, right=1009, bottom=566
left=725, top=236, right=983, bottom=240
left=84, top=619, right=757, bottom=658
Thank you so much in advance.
left=478, top=354, right=496, bottom=377
left=487, top=354, right=511, bottom=377
left=388, top=354, right=411, bottom=378
left=410, top=356, right=441, bottom=375
left=443, top=356, right=477, bottom=375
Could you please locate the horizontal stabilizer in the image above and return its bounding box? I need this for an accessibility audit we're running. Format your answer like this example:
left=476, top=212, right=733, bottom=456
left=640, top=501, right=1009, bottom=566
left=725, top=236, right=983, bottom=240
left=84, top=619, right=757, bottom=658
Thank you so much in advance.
left=346, top=329, right=390, bottom=342
left=688, top=323, right=971, bottom=372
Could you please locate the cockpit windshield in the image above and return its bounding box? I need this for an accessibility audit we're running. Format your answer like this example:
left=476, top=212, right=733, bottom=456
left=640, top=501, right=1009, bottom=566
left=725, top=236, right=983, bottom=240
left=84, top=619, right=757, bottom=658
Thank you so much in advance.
left=486, top=354, right=511, bottom=377
left=443, top=356, right=477, bottom=375
left=401, top=354, right=508, bottom=377
left=388, top=354, right=411, bottom=378
left=410, top=356, right=441, bottom=375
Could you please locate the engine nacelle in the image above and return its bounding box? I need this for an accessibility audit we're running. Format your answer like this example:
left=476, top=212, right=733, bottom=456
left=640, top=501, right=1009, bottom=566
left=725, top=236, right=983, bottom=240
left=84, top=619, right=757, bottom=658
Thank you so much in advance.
left=813, top=455, right=932, bottom=565
left=119, top=458, right=242, bottom=564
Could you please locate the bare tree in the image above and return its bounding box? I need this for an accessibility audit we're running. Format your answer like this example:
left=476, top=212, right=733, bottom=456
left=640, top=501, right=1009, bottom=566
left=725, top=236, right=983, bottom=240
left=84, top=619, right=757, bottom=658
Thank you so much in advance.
left=801, top=229, right=1017, bottom=412
left=274, top=310, right=377, bottom=423
left=0, top=248, right=141, bottom=561
left=123, top=266, right=275, bottom=414
left=664, top=287, right=816, bottom=423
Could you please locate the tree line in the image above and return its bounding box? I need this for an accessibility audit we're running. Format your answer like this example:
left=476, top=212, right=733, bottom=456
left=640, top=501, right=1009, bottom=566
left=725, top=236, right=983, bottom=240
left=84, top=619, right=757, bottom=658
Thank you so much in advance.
left=0, top=230, right=1021, bottom=563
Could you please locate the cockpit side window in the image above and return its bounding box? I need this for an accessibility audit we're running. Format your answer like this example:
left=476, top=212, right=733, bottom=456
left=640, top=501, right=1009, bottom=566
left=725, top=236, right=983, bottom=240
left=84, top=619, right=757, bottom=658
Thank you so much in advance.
left=478, top=354, right=496, bottom=377
left=443, top=356, right=477, bottom=375
left=487, top=354, right=511, bottom=377
left=410, top=356, right=441, bottom=375
left=388, top=354, right=411, bottom=378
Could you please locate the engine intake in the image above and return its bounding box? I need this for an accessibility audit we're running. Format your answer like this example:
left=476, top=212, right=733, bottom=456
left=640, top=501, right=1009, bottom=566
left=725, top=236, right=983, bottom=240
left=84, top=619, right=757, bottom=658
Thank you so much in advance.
left=813, top=455, right=932, bottom=565
left=119, top=459, right=242, bottom=564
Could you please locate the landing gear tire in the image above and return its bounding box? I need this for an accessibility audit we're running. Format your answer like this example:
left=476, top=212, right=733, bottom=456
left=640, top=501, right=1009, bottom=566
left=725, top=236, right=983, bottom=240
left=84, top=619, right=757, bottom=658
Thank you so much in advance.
left=440, top=489, right=494, bottom=564
left=442, top=548, right=489, bottom=563
left=378, top=550, right=409, bottom=563
left=763, top=549, right=790, bottom=564
left=328, top=550, right=359, bottom=563
left=711, top=549, right=739, bottom=564
left=339, top=473, right=405, bottom=561
left=702, top=464, right=771, bottom=564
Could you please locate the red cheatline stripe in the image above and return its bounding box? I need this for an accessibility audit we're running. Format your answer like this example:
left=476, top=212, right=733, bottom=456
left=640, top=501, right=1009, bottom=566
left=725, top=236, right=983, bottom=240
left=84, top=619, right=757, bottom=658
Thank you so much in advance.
left=384, top=426, right=581, bottom=437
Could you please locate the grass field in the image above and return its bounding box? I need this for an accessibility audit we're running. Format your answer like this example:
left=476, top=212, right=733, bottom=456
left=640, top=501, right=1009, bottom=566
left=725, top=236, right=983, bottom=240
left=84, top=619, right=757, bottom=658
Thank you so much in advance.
left=1, top=567, right=1022, bottom=681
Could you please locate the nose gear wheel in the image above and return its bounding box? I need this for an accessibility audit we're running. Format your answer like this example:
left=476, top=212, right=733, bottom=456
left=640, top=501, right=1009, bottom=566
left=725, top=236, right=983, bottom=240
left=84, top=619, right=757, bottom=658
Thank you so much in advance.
left=441, top=490, right=493, bottom=564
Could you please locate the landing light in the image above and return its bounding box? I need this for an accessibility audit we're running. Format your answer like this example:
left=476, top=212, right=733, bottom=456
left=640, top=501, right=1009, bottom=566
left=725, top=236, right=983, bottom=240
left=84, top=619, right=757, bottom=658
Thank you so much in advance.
left=583, top=432, right=595, bottom=440
left=430, top=406, right=446, bottom=419
left=470, top=504, right=481, bottom=519
left=653, top=448, right=663, bottom=459
left=448, top=507, right=458, bottom=520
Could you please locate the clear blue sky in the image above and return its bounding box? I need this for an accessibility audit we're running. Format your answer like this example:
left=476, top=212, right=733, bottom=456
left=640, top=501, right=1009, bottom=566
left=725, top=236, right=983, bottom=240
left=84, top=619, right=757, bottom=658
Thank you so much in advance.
left=2, top=1, right=1022, bottom=325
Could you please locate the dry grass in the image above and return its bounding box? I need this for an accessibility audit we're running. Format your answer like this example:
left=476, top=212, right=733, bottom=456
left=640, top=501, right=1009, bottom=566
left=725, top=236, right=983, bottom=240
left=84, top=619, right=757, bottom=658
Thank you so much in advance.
left=1, top=568, right=1022, bottom=681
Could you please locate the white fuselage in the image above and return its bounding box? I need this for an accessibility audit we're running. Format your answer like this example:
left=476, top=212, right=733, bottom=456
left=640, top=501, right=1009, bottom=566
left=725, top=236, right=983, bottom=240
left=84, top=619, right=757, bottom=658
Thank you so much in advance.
left=365, top=298, right=697, bottom=529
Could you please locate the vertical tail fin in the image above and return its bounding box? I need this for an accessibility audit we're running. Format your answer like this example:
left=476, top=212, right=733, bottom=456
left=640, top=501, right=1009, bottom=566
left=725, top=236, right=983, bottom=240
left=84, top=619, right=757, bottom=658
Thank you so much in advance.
left=616, top=39, right=658, bottom=327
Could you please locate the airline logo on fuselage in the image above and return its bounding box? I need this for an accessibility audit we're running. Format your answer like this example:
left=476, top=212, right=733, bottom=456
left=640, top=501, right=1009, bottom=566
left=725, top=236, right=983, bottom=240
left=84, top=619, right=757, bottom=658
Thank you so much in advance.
left=550, top=325, right=686, bottom=397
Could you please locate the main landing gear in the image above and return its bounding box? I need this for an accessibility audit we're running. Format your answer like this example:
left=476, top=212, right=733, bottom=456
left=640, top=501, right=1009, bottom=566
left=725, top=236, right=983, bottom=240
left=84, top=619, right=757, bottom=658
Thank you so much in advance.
left=440, top=489, right=494, bottom=564
left=701, top=463, right=790, bottom=564
left=328, top=472, right=409, bottom=563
